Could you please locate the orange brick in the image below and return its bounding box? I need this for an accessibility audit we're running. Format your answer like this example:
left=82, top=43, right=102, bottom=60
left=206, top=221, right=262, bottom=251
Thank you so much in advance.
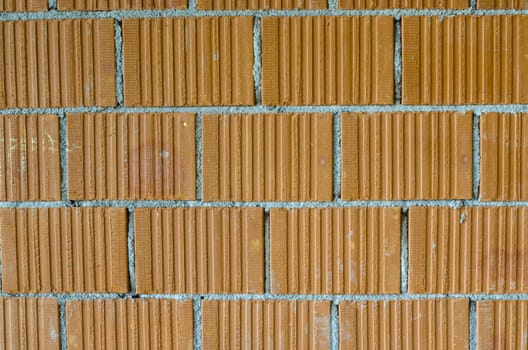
left=134, top=207, right=264, bottom=294
left=477, top=300, right=528, bottom=349
left=480, top=113, right=528, bottom=201
left=202, top=300, right=331, bottom=349
left=270, top=207, right=400, bottom=294
left=202, top=113, right=333, bottom=201
left=0, top=19, right=116, bottom=108
left=261, top=16, right=394, bottom=106
left=0, top=207, right=128, bottom=293
left=58, top=0, right=186, bottom=9
left=402, top=16, right=528, bottom=105
left=340, top=0, right=467, bottom=8
left=0, top=0, right=47, bottom=11
left=197, top=0, right=325, bottom=9
left=339, top=299, right=469, bottom=349
left=123, top=17, right=254, bottom=107
left=341, top=112, right=473, bottom=200
left=67, top=113, right=195, bottom=200
left=66, top=299, right=193, bottom=349
left=409, top=206, right=528, bottom=294
left=478, top=0, right=528, bottom=8
left=0, top=115, right=60, bottom=201
left=0, top=297, right=60, bottom=350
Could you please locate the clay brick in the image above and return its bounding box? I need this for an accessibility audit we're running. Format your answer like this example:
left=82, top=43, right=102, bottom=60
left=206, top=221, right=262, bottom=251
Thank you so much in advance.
left=477, top=300, right=528, bottom=349
left=202, top=113, right=333, bottom=201
left=270, top=207, right=401, bottom=294
left=340, top=0, right=467, bottom=8
left=58, top=0, right=186, bottom=10
left=66, top=299, right=193, bottom=350
left=341, top=112, right=473, bottom=200
left=261, top=16, right=394, bottom=106
left=202, top=300, right=331, bottom=349
left=197, top=0, right=325, bottom=9
left=478, top=0, right=528, bottom=8
left=402, top=15, right=528, bottom=105
left=67, top=113, right=195, bottom=200
left=123, top=17, right=254, bottom=107
left=339, top=299, right=469, bottom=349
left=0, top=207, right=128, bottom=293
left=0, top=19, right=116, bottom=108
left=409, top=206, right=528, bottom=294
left=0, top=0, right=47, bottom=11
left=480, top=113, right=528, bottom=201
left=0, top=297, right=60, bottom=350
left=0, top=115, right=60, bottom=201
left=134, top=207, right=264, bottom=294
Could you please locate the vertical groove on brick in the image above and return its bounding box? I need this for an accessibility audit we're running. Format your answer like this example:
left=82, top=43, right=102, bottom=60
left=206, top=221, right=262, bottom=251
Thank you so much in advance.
left=478, top=0, right=528, bottom=8
left=0, top=0, right=48, bottom=11
left=270, top=207, right=401, bottom=294
left=66, top=299, right=193, bottom=350
left=341, top=111, right=472, bottom=200
left=67, top=113, right=195, bottom=200
left=202, top=300, right=331, bottom=349
left=58, top=0, right=187, bottom=9
left=0, top=115, right=60, bottom=201
left=477, top=301, right=528, bottom=349
left=340, top=299, right=469, bottom=349
left=0, top=19, right=116, bottom=108
left=134, top=207, right=264, bottom=294
left=0, top=298, right=60, bottom=350
left=409, top=206, right=528, bottom=293
left=480, top=113, right=528, bottom=201
left=123, top=17, right=254, bottom=107
left=402, top=15, right=528, bottom=105
left=202, top=113, right=333, bottom=201
left=340, top=0, right=468, bottom=8
left=197, top=0, right=326, bottom=9
left=0, top=208, right=129, bottom=293
left=261, top=16, right=394, bottom=106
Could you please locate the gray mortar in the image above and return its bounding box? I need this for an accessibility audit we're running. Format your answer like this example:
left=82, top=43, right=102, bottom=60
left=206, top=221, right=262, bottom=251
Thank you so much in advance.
left=1, top=4, right=527, bottom=350
left=470, top=300, right=477, bottom=350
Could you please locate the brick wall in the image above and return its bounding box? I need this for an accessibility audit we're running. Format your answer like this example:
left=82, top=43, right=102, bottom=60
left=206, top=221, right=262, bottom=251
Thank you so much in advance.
left=0, top=1, right=528, bottom=349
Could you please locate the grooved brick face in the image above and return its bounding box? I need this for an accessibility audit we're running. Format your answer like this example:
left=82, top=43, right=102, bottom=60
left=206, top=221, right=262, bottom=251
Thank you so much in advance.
left=197, top=0, right=326, bottom=9
left=340, top=0, right=468, bottom=8
left=0, top=115, right=61, bottom=201
left=478, top=0, right=528, bottom=7
left=58, top=0, right=187, bottom=9
left=134, top=207, right=265, bottom=294
left=270, top=207, right=401, bottom=294
left=261, top=16, right=394, bottom=106
left=0, top=0, right=47, bottom=11
left=477, top=300, right=528, bottom=349
left=122, top=17, right=254, bottom=107
left=402, top=15, right=528, bottom=105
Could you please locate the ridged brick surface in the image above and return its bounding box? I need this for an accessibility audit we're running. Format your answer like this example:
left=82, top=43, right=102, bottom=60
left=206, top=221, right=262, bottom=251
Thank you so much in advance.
left=202, top=300, right=331, bottom=349
left=66, top=299, right=193, bottom=350
left=0, top=207, right=128, bottom=293
left=339, top=299, right=469, bottom=349
left=202, top=113, right=333, bottom=201
left=477, top=300, right=528, bottom=349
left=58, top=0, right=186, bottom=9
left=261, top=16, right=394, bottom=106
left=197, top=0, right=326, bottom=9
left=340, top=0, right=468, bottom=8
left=270, top=207, right=401, bottom=294
left=123, top=17, right=254, bottom=107
left=409, top=206, right=528, bottom=294
left=478, top=0, right=528, bottom=8
left=134, top=207, right=264, bottom=294
left=0, top=0, right=47, bottom=11
left=0, top=298, right=60, bottom=350
left=341, top=111, right=473, bottom=200
left=402, top=15, right=528, bottom=105
left=67, top=113, right=196, bottom=200
left=0, top=19, right=116, bottom=108
left=0, top=114, right=60, bottom=201
left=480, top=113, right=528, bottom=201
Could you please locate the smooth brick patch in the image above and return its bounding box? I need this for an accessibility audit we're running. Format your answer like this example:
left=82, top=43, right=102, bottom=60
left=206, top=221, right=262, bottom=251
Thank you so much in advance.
left=270, top=207, right=401, bottom=294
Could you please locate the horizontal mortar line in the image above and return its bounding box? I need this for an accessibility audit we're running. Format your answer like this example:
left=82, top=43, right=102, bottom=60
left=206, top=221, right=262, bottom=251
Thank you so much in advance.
left=4, top=292, right=528, bottom=302
left=1, top=8, right=528, bottom=20
left=1, top=105, right=528, bottom=115
left=2, top=199, right=528, bottom=208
